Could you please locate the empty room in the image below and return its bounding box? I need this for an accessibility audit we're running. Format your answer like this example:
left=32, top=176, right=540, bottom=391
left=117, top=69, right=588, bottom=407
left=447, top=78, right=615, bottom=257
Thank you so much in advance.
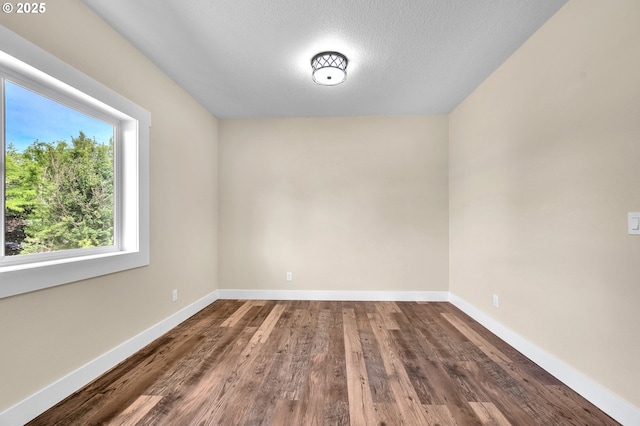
left=1, top=0, right=638, bottom=425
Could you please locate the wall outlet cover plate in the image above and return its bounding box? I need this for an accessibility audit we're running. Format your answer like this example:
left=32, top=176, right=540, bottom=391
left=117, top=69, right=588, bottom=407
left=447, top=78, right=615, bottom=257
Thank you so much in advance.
left=628, top=212, right=640, bottom=235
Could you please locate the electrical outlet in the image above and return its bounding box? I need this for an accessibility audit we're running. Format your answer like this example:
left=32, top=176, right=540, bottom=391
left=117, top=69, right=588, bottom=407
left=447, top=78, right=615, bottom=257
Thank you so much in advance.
left=172, top=289, right=178, bottom=302
left=286, top=272, right=293, bottom=281
left=492, top=294, right=499, bottom=308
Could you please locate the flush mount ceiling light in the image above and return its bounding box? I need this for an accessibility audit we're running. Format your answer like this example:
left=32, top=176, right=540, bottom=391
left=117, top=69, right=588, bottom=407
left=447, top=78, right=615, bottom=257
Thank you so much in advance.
left=311, top=51, right=348, bottom=86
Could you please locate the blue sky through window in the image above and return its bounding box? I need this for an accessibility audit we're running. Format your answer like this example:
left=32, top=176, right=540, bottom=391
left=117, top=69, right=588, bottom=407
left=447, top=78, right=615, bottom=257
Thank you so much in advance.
left=5, top=80, right=113, bottom=152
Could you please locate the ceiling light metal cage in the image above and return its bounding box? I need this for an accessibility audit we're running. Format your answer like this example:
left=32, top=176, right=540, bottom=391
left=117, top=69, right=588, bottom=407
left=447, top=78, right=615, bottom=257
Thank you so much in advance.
left=311, top=51, right=348, bottom=86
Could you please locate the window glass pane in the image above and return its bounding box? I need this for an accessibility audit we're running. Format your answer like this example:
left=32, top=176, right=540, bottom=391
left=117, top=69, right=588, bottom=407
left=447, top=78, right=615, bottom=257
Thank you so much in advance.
left=4, top=80, right=115, bottom=256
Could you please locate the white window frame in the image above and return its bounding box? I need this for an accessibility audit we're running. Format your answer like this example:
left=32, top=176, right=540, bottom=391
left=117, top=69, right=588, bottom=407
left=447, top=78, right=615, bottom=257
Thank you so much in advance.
left=0, top=26, right=150, bottom=299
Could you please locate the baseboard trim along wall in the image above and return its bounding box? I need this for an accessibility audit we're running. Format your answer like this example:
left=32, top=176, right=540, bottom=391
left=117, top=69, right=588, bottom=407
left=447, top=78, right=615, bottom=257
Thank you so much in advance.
left=448, top=293, right=640, bottom=426
left=217, top=289, right=450, bottom=302
left=0, top=290, right=220, bottom=426
left=3, top=289, right=638, bottom=426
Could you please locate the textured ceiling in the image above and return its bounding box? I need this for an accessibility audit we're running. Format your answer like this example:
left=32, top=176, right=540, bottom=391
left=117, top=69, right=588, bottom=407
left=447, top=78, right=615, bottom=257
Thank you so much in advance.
left=83, top=0, right=567, bottom=119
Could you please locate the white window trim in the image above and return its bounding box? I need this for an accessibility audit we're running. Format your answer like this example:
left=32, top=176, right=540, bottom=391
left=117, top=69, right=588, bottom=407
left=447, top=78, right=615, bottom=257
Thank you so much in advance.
left=0, top=26, right=150, bottom=299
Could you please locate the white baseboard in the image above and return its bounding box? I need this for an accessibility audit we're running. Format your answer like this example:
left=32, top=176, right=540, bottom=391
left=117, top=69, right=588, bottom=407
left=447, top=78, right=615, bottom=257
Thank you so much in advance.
left=217, top=289, right=450, bottom=302
left=0, top=290, right=220, bottom=426
left=449, top=293, right=640, bottom=426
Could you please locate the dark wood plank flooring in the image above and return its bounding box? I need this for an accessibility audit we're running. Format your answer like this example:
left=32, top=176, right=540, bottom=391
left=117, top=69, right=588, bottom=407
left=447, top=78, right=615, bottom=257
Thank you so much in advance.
left=28, top=300, right=618, bottom=425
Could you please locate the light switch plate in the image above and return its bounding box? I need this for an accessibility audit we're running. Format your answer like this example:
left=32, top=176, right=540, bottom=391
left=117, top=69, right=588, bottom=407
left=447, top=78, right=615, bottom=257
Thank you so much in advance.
left=628, top=212, right=640, bottom=235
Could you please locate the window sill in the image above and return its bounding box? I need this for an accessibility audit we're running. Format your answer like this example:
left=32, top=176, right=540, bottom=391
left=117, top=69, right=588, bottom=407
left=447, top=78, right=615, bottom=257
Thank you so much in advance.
left=0, top=249, right=149, bottom=298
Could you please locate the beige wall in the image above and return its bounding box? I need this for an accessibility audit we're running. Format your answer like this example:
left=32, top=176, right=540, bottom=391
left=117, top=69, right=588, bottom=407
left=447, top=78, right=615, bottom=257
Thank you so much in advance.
left=449, top=0, right=640, bottom=407
left=0, top=0, right=218, bottom=411
left=219, top=116, right=449, bottom=292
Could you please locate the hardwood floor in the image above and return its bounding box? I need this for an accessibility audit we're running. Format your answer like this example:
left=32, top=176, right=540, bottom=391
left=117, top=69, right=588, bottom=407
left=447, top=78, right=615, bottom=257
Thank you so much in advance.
left=29, top=300, right=618, bottom=425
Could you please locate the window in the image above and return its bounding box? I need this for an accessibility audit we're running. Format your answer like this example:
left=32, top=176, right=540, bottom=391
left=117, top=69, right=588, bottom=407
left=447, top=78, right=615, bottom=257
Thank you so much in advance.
left=3, top=80, right=116, bottom=258
left=0, top=26, right=150, bottom=298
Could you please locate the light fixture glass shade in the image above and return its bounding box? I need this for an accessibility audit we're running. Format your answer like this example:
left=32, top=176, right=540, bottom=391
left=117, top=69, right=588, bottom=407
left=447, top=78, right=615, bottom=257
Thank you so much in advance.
left=311, top=51, right=347, bottom=86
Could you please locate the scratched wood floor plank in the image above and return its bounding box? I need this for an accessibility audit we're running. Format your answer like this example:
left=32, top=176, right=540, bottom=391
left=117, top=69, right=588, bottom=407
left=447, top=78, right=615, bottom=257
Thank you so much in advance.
left=28, top=300, right=619, bottom=426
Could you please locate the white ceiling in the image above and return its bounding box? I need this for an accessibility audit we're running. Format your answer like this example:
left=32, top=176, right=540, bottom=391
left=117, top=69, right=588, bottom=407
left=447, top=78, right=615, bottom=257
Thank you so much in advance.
left=83, top=0, right=567, bottom=119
